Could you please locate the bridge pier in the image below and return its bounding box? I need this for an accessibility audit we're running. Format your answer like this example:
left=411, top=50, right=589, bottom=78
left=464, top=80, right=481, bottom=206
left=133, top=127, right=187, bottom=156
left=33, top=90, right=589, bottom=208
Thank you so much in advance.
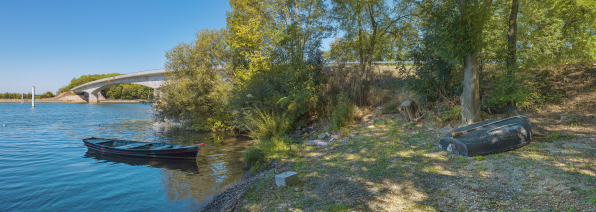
left=88, top=92, right=99, bottom=104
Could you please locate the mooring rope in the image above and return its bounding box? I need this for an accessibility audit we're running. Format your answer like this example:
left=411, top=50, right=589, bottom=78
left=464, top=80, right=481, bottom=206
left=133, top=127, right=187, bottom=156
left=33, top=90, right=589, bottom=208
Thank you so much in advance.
left=510, top=105, right=532, bottom=126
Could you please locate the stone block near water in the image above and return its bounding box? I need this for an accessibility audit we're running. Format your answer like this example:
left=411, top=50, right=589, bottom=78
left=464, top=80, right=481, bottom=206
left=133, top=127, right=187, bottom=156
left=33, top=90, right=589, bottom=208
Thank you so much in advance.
left=275, top=171, right=299, bottom=187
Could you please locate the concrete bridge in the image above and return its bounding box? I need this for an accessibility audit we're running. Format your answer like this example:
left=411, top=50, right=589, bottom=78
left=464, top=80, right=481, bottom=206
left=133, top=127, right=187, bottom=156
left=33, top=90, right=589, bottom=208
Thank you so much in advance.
left=71, top=69, right=166, bottom=103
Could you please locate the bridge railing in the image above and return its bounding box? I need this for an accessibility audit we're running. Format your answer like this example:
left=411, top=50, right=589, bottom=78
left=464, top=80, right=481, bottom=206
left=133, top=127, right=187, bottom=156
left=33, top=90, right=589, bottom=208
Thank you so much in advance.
left=71, top=69, right=166, bottom=91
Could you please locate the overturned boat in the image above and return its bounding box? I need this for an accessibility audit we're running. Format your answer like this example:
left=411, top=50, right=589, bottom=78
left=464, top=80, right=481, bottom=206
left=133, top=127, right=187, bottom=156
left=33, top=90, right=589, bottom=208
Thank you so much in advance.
left=83, top=137, right=204, bottom=159
left=439, top=116, right=533, bottom=157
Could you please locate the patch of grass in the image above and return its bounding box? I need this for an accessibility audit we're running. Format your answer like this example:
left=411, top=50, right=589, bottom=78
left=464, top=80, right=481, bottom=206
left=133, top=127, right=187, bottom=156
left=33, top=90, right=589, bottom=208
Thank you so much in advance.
left=327, top=203, right=351, bottom=211
left=547, top=132, right=561, bottom=141
left=565, top=206, right=576, bottom=212
left=565, top=133, right=575, bottom=139
left=588, top=196, right=596, bottom=205
left=472, top=155, right=486, bottom=161
left=457, top=200, right=465, bottom=211
left=330, top=97, right=356, bottom=131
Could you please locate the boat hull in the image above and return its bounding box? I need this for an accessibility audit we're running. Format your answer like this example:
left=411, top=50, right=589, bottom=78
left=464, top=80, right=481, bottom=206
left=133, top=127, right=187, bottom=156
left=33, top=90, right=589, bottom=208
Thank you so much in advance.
left=83, top=138, right=199, bottom=160
left=439, top=116, right=533, bottom=157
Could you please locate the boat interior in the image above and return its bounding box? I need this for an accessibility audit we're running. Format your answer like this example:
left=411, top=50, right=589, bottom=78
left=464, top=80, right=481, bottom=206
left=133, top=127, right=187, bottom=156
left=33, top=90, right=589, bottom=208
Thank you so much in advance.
left=92, top=139, right=177, bottom=150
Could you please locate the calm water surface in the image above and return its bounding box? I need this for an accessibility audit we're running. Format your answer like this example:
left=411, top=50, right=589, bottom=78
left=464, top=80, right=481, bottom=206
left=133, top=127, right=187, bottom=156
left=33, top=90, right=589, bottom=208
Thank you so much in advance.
left=0, top=103, right=250, bottom=211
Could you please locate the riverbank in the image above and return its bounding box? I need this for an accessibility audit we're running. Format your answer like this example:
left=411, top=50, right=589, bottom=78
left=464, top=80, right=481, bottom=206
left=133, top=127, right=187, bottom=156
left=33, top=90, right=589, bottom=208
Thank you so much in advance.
left=197, top=65, right=596, bottom=211
left=200, top=109, right=596, bottom=211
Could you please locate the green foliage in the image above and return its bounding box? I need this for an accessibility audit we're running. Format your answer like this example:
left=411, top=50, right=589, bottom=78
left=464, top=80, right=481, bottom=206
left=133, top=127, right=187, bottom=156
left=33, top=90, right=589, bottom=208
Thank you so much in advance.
left=441, top=105, right=462, bottom=122
left=588, top=196, right=596, bottom=205
left=243, top=146, right=265, bottom=169
left=57, top=73, right=151, bottom=100
left=154, top=28, right=231, bottom=131
left=329, top=0, right=417, bottom=65
left=38, top=91, right=55, bottom=99
left=227, top=0, right=331, bottom=84
left=102, top=84, right=153, bottom=100
left=403, top=45, right=462, bottom=103
left=246, top=108, right=291, bottom=141
left=547, top=132, right=561, bottom=141
left=518, top=0, right=596, bottom=65
left=228, top=50, right=324, bottom=132
left=419, top=0, right=493, bottom=65
left=0, top=93, right=30, bottom=99
left=243, top=135, right=294, bottom=171
left=58, top=73, right=120, bottom=94
left=330, top=96, right=356, bottom=131
left=565, top=133, right=575, bottom=139
left=472, top=156, right=486, bottom=161
left=0, top=92, right=54, bottom=99
left=483, top=69, right=535, bottom=109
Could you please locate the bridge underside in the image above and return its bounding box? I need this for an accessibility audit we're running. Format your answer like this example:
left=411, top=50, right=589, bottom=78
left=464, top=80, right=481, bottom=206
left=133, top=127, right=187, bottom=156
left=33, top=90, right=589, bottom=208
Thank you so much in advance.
left=72, top=74, right=164, bottom=103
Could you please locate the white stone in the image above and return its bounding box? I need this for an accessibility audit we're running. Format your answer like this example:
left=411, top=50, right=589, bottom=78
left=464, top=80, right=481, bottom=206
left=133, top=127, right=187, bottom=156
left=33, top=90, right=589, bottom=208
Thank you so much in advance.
left=318, top=133, right=326, bottom=139
left=304, top=139, right=329, bottom=146
left=275, top=171, right=299, bottom=187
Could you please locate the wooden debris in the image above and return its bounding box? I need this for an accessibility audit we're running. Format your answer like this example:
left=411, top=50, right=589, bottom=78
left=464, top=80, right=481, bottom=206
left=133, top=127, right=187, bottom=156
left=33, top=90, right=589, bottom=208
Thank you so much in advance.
left=398, top=98, right=422, bottom=122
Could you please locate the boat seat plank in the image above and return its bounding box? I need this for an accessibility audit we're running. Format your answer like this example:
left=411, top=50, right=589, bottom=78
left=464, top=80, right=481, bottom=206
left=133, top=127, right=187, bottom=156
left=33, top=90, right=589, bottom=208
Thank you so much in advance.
left=150, top=145, right=175, bottom=150
left=114, top=143, right=152, bottom=149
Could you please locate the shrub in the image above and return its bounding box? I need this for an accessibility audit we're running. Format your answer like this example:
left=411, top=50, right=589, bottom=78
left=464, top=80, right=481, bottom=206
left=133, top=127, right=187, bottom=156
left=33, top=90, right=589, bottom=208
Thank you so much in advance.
left=441, top=105, right=462, bottom=122
left=401, top=45, right=462, bottom=104
left=330, top=96, right=356, bottom=131
left=482, top=68, right=535, bottom=110
left=243, top=146, right=265, bottom=169
left=246, top=108, right=290, bottom=140
left=229, top=61, right=323, bottom=132
left=243, top=135, right=294, bottom=171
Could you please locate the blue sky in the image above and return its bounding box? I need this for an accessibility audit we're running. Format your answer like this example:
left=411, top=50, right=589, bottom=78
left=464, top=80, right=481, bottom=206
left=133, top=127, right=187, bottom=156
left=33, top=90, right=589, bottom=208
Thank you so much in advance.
left=0, top=0, right=334, bottom=94
left=0, top=0, right=231, bottom=93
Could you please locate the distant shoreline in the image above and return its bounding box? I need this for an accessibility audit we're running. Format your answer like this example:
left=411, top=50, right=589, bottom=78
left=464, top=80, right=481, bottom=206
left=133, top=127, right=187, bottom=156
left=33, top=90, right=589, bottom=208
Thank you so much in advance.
left=0, top=99, right=148, bottom=103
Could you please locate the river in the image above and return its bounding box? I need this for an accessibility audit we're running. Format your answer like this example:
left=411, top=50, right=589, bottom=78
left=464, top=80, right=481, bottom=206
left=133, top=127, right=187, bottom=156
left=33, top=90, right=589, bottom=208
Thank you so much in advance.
left=0, top=103, right=250, bottom=211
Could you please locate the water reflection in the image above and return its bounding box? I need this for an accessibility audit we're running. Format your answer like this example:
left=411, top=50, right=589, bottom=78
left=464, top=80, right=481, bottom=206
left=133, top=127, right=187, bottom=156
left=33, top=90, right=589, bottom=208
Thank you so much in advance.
left=83, top=150, right=200, bottom=172
left=83, top=132, right=250, bottom=205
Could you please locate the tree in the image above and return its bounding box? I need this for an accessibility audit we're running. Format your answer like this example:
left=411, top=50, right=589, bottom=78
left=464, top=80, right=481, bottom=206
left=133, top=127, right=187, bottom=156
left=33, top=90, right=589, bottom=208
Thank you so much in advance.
left=418, top=0, right=493, bottom=123
left=58, top=73, right=120, bottom=94
left=506, top=0, right=519, bottom=74
left=227, top=0, right=331, bottom=83
left=458, top=0, right=493, bottom=124
left=154, top=28, right=231, bottom=131
left=330, top=0, right=415, bottom=75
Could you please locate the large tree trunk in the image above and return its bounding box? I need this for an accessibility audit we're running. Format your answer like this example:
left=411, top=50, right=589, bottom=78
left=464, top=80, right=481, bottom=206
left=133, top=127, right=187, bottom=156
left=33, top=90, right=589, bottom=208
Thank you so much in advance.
left=461, top=54, right=480, bottom=124
left=506, top=0, right=519, bottom=75
left=458, top=0, right=490, bottom=125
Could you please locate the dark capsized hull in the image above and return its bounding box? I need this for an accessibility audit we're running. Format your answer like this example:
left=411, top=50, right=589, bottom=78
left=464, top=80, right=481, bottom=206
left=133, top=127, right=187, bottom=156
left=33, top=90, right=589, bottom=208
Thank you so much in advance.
left=439, top=116, right=533, bottom=157
left=83, top=138, right=200, bottom=159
